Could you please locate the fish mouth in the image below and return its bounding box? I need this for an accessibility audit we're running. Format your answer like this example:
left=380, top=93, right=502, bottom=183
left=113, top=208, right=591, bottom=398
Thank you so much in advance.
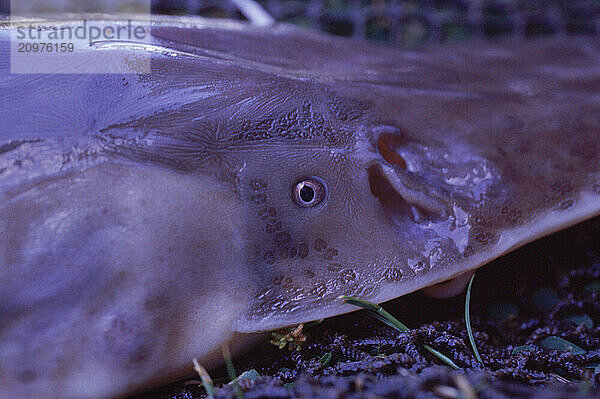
left=368, top=132, right=453, bottom=227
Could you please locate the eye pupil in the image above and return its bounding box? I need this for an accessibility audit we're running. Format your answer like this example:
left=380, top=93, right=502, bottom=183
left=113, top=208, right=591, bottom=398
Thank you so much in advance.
left=292, top=177, right=326, bottom=208
left=299, top=185, right=315, bottom=203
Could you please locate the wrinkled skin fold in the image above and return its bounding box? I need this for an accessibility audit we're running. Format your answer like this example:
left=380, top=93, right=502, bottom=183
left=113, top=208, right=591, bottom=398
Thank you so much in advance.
left=1, top=15, right=599, bottom=399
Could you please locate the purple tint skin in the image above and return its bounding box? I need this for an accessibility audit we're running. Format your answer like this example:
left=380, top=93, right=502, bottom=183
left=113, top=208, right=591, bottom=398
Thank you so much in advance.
left=1, top=15, right=599, bottom=398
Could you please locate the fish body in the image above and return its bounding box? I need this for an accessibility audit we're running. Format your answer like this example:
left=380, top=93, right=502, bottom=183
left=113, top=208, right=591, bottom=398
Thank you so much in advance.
left=1, top=15, right=599, bottom=398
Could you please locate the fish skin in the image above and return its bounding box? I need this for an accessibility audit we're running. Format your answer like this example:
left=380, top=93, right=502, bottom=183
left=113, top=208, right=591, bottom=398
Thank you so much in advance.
left=1, top=15, right=600, bottom=398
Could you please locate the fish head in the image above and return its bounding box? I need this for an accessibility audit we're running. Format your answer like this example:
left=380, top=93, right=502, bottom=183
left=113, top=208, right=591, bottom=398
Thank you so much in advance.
left=95, top=24, right=600, bottom=333
left=230, top=99, right=507, bottom=331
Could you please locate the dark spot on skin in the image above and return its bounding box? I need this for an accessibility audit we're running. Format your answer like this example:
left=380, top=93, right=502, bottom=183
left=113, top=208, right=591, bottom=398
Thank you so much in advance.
left=266, top=220, right=282, bottom=234
left=322, top=127, right=337, bottom=142
left=310, top=283, right=327, bottom=297
left=384, top=267, right=403, bottom=282
left=464, top=245, right=475, bottom=257
left=264, top=250, right=276, bottom=264
left=339, top=268, right=357, bottom=282
left=328, top=263, right=343, bottom=272
left=17, top=369, right=37, bottom=383
left=302, top=269, right=315, bottom=279
left=412, top=259, right=426, bottom=272
left=251, top=194, right=267, bottom=204
left=560, top=199, right=574, bottom=210
left=475, top=216, right=487, bottom=226
left=314, top=238, right=328, bottom=252
left=275, top=232, right=291, bottom=246
left=499, top=203, right=523, bottom=224
left=279, top=247, right=289, bottom=259
left=329, top=101, right=348, bottom=121
left=257, top=118, right=275, bottom=132
left=359, top=285, right=377, bottom=297
left=504, top=208, right=522, bottom=224
left=302, top=100, right=311, bottom=115
left=258, top=207, right=276, bottom=220
left=256, top=288, right=270, bottom=300
left=298, top=243, right=309, bottom=258
left=232, top=100, right=335, bottom=143
left=329, top=97, right=363, bottom=121
left=341, top=283, right=360, bottom=297
left=274, top=275, right=293, bottom=289
left=273, top=275, right=284, bottom=286
left=475, top=231, right=492, bottom=246
left=250, top=179, right=268, bottom=191
left=549, top=181, right=573, bottom=198
left=288, top=246, right=297, bottom=258
left=323, top=248, right=339, bottom=260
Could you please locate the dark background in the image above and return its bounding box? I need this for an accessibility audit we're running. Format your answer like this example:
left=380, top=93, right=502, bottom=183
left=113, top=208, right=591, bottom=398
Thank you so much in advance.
left=2, top=0, right=600, bottom=46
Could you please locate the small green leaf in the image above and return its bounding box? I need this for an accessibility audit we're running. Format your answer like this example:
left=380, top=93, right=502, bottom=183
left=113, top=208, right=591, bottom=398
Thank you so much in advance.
left=512, top=345, right=535, bottom=354
left=564, top=314, right=594, bottom=329
left=228, top=369, right=259, bottom=385
left=532, top=288, right=560, bottom=310
left=541, top=336, right=586, bottom=355
left=318, top=352, right=332, bottom=368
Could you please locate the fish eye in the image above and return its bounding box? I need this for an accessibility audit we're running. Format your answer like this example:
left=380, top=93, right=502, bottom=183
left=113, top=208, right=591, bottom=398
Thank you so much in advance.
left=292, top=177, right=327, bottom=208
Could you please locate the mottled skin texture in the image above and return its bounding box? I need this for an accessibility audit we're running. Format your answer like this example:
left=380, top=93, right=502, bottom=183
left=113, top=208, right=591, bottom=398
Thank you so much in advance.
left=1, top=15, right=599, bottom=398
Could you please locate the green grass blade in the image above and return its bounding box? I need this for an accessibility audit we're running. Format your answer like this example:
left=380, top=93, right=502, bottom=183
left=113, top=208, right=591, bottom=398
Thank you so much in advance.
left=222, top=346, right=244, bottom=399
left=339, top=295, right=459, bottom=370
left=318, top=352, right=332, bottom=368
left=192, top=358, right=215, bottom=399
left=339, top=296, right=409, bottom=331
left=465, top=273, right=484, bottom=366
left=422, top=344, right=460, bottom=370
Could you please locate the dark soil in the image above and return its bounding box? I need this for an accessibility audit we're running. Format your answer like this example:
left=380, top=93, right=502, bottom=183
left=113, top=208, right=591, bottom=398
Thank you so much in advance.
left=142, top=216, right=600, bottom=399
